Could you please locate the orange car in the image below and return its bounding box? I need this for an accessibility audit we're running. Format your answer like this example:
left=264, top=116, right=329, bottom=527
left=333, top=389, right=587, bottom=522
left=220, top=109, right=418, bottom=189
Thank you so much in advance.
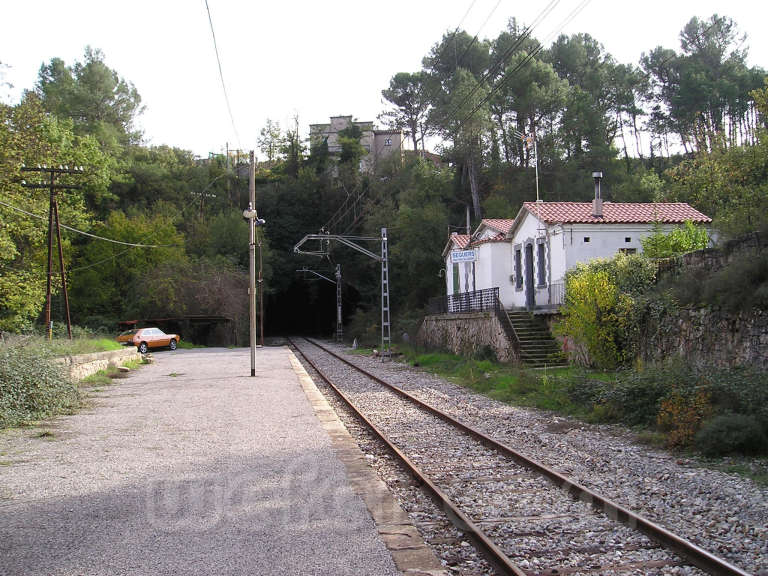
left=116, top=327, right=181, bottom=353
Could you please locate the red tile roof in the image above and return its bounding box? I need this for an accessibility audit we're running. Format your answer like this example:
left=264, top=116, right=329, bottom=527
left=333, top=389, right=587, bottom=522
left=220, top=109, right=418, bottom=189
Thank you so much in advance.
left=449, top=234, right=470, bottom=249
left=470, top=233, right=507, bottom=247
left=523, top=202, right=711, bottom=224
left=479, top=218, right=515, bottom=233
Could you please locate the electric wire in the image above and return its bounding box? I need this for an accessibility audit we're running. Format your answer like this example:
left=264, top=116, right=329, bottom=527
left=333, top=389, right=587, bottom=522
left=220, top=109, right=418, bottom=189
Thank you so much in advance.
left=440, top=0, right=560, bottom=129
left=319, top=0, right=485, bottom=236
left=0, top=199, right=172, bottom=248
left=204, top=0, right=243, bottom=150
left=453, top=0, right=593, bottom=133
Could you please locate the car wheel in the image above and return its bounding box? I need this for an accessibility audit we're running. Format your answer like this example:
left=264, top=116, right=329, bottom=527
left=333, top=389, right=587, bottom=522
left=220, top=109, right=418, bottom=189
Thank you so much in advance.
left=169, top=339, right=177, bottom=351
left=138, top=342, right=148, bottom=354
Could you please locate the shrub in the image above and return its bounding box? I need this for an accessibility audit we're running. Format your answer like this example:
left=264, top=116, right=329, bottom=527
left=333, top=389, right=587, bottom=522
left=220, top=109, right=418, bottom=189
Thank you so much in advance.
left=558, top=254, right=656, bottom=369
left=0, top=343, right=79, bottom=428
left=657, top=390, right=713, bottom=447
left=599, top=370, right=674, bottom=426
left=700, top=252, right=768, bottom=312
left=694, top=414, right=768, bottom=456
left=641, top=221, right=709, bottom=259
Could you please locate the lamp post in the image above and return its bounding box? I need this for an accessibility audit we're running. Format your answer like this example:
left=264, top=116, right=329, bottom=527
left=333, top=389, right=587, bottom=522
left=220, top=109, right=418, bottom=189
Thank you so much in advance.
left=243, top=204, right=265, bottom=376
left=244, top=150, right=265, bottom=377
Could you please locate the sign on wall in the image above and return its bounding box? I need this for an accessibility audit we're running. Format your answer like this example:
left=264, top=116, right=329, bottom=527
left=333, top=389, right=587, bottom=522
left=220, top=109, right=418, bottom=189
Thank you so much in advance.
left=451, top=249, right=476, bottom=262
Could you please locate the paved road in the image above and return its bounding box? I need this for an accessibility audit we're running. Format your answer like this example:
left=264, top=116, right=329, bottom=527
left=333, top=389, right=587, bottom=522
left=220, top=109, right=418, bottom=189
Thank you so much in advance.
left=0, top=347, right=400, bottom=576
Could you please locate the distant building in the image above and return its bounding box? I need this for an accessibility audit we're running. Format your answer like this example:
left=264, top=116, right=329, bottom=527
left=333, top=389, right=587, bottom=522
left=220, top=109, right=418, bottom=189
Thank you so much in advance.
left=309, top=115, right=404, bottom=173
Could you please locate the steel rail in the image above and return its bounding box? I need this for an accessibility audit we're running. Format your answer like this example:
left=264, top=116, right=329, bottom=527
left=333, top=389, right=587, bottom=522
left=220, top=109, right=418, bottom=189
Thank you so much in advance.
left=288, top=338, right=527, bottom=576
left=301, top=337, right=753, bottom=576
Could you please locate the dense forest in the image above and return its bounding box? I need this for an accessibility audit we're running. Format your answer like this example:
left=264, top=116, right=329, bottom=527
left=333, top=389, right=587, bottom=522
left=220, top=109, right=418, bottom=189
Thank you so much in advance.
left=1, top=15, right=766, bottom=343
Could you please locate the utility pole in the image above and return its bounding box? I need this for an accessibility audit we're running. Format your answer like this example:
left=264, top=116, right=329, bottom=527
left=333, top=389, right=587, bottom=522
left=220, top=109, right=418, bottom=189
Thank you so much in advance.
left=244, top=151, right=266, bottom=376
left=513, top=129, right=540, bottom=202
left=21, top=164, right=84, bottom=340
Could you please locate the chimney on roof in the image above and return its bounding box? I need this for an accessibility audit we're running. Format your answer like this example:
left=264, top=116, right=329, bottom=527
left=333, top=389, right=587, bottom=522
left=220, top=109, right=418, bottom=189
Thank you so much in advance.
left=592, top=171, right=603, bottom=218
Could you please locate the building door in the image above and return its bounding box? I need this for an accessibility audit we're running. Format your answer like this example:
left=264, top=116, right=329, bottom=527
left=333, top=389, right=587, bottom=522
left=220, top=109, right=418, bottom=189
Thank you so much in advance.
left=525, top=243, right=535, bottom=310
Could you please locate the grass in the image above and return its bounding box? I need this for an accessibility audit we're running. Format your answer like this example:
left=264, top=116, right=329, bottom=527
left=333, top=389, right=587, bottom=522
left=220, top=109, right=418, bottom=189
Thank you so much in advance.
left=704, top=460, right=768, bottom=487
left=400, top=345, right=614, bottom=420
left=78, top=358, right=145, bottom=387
left=177, top=341, right=205, bottom=349
left=43, top=337, right=122, bottom=356
left=80, top=372, right=112, bottom=387
left=348, top=347, right=375, bottom=355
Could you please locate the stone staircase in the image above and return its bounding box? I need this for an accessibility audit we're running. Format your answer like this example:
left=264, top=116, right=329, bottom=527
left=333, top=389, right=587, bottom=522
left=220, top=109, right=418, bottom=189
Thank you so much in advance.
left=504, top=310, right=567, bottom=368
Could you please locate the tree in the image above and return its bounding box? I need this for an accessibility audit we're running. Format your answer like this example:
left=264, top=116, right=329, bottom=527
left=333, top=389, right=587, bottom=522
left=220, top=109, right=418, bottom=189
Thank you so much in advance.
left=0, top=95, right=110, bottom=331
left=641, top=15, right=765, bottom=154
left=641, top=221, right=709, bottom=258
left=36, top=47, right=144, bottom=151
left=257, top=119, right=285, bottom=166
left=68, top=208, right=184, bottom=324
left=380, top=72, right=431, bottom=152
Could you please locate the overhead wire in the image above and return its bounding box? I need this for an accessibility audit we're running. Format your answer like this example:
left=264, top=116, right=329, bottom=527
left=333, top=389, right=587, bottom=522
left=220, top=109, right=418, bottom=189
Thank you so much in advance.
left=440, top=0, right=561, bottom=129
left=453, top=0, right=593, bottom=133
left=204, top=0, right=243, bottom=150
left=0, top=199, right=173, bottom=248
left=320, top=0, right=485, bottom=235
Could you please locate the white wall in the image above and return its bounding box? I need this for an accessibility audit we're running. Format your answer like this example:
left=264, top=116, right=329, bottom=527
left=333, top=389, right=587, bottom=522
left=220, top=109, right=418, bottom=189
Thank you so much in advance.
left=562, top=223, right=678, bottom=271
left=508, top=212, right=544, bottom=308
left=444, top=253, right=476, bottom=295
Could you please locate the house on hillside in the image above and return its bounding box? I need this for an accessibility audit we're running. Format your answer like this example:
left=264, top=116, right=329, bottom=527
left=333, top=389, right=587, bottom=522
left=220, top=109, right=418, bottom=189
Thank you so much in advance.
left=309, top=115, right=405, bottom=174
left=441, top=189, right=711, bottom=311
left=507, top=199, right=711, bottom=310
left=442, top=219, right=516, bottom=303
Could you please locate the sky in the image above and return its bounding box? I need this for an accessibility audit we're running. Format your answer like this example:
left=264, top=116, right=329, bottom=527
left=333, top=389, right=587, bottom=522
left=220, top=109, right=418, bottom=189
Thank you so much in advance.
left=2, top=0, right=766, bottom=159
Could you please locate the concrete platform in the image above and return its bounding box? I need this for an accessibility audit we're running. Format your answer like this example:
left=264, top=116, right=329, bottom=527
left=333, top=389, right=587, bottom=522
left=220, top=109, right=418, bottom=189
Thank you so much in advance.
left=0, top=347, right=445, bottom=575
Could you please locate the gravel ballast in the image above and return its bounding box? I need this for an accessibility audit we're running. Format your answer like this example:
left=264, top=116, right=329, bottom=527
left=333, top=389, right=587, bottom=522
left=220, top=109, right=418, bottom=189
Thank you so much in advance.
left=0, top=347, right=401, bottom=576
left=293, top=340, right=767, bottom=575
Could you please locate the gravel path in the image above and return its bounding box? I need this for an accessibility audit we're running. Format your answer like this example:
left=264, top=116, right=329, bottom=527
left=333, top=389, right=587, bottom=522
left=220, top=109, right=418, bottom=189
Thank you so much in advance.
left=0, top=347, right=400, bottom=576
left=296, top=340, right=767, bottom=575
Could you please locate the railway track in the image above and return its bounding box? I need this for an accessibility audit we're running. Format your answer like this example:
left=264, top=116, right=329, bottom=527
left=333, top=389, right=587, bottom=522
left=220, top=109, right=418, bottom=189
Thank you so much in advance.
left=289, top=337, right=754, bottom=576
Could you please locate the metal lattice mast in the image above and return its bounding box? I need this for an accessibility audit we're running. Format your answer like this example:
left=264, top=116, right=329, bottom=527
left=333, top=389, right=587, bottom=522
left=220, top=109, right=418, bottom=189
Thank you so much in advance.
left=381, top=228, right=391, bottom=357
left=294, top=232, right=390, bottom=358
left=335, top=264, right=343, bottom=342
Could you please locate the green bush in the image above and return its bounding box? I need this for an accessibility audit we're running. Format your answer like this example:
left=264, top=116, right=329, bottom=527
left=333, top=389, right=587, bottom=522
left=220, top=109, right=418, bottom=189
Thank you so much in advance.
left=695, top=414, right=768, bottom=456
left=641, top=221, right=709, bottom=259
left=557, top=254, right=656, bottom=369
left=702, top=366, right=768, bottom=426
left=599, top=368, right=676, bottom=426
left=700, top=252, right=768, bottom=312
left=0, top=343, right=80, bottom=428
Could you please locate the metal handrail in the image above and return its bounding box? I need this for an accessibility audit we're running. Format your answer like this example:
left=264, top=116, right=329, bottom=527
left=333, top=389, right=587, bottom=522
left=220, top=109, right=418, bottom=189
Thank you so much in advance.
left=493, top=298, right=521, bottom=358
left=427, top=287, right=499, bottom=315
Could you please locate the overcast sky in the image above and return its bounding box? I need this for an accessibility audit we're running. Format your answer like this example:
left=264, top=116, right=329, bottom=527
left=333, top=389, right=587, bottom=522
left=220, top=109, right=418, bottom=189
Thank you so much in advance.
left=2, top=0, right=766, bottom=158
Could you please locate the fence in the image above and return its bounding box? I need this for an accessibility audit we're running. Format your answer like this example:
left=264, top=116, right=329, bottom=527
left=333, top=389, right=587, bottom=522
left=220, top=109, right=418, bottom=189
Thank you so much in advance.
left=546, top=281, right=565, bottom=309
left=427, top=287, right=500, bottom=315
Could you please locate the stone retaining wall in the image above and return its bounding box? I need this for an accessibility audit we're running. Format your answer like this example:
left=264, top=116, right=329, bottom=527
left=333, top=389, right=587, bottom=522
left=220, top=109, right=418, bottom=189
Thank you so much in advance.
left=55, top=347, right=142, bottom=381
left=639, top=307, right=768, bottom=370
left=417, top=312, right=515, bottom=362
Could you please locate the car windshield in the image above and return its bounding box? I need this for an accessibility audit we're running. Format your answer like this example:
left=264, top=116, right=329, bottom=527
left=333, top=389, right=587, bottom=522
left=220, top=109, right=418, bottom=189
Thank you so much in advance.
left=119, top=329, right=138, bottom=336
